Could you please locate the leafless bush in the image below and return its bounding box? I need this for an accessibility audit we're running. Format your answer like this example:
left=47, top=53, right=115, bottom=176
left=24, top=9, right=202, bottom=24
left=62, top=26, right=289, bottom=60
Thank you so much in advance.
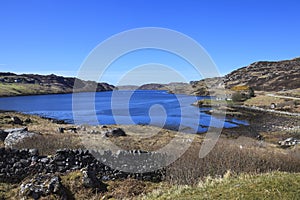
left=166, top=138, right=300, bottom=185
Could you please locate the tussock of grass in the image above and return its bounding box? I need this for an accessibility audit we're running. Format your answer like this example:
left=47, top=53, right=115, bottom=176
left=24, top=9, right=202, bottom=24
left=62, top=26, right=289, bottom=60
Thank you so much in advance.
left=61, top=171, right=103, bottom=200
left=0, top=183, right=19, bottom=199
left=106, top=179, right=160, bottom=199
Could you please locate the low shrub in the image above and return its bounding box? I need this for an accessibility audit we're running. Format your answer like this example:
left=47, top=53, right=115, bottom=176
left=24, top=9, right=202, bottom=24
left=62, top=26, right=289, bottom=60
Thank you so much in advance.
left=166, top=138, right=300, bottom=185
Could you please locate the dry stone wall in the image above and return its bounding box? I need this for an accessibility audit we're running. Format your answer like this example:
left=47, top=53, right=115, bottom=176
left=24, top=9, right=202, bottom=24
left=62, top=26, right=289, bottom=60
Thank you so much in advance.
left=0, top=148, right=166, bottom=183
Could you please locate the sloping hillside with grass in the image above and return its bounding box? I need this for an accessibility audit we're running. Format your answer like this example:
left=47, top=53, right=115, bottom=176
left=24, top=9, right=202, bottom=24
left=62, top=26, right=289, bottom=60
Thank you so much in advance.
left=189, top=57, right=300, bottom=96
left=0, top=73, right=114, bottom=96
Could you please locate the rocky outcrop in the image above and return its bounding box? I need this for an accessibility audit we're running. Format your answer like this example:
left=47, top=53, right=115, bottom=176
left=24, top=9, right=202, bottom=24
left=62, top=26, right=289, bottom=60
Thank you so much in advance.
left=223, top=57, right=300, bottom=91
left=189, top=57, right=300, bottom=95
left=133, top=57, right=300, bottom=95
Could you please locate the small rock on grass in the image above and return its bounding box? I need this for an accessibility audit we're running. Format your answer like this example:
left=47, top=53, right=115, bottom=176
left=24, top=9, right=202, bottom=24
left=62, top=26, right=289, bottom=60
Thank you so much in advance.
left=11, top=116, right=23, bottom=125
left=104, top=128, right=126, bottom=137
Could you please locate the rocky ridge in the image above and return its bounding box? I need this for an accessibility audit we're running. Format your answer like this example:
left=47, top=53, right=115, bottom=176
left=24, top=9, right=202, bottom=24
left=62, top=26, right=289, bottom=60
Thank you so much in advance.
left=187, top=57, right=300, bottom=96
left=223, top=57, right=300, bottom=91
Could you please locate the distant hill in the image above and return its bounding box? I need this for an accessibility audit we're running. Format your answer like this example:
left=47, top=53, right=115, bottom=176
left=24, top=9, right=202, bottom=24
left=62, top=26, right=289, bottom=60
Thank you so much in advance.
left=116, top=85, right=139, bottom=90
left=1, top=57, right=298, bottom=97
left=118, top=56, right=300, bottom=96
left=223, top=57, right=300, bottom=91
left=0, top=73, right=114, bottom=96
left=138, top=82, right=192, bottom=94
left=190, top=57, right=300, bottom=96
left=138, top=83, right=166, bottom=90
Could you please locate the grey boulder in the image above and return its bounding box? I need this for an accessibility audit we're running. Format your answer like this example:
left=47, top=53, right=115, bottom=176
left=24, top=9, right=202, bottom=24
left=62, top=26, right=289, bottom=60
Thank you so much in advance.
left=4, top=127, right=37, bottom=148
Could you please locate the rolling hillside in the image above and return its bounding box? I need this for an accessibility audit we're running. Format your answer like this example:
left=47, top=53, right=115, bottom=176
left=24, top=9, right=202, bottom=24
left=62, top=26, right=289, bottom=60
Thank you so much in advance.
left=0, top=73, right=114, bottom=96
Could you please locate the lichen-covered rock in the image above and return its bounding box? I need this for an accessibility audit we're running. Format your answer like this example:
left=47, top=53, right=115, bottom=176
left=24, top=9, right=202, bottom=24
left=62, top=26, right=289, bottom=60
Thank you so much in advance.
left=4, top=127, right=37, bottom=147
left=19, top=174, right=67, bottom=200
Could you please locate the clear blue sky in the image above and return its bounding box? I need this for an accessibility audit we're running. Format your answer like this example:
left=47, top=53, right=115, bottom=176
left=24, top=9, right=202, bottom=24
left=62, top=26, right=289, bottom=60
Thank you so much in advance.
left=0, top=0, right=299, bottom=85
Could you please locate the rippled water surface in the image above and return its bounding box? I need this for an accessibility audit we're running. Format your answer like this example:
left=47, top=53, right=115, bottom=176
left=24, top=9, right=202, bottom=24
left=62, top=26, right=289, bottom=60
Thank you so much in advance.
left=0, top=90, right=248, bottom=133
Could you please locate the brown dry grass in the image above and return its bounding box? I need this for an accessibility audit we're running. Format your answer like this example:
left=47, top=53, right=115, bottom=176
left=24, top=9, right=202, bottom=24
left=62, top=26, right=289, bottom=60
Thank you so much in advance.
left=0, top=111, right=70, bottom=133
left=244, top=95, right=285, bottom=107
left=165, top=137, right=300, bottom=185
left=61, top=171, right=162, bottom=200
left=12, top=134, right=84, bottom=155
left=60, top=171, right=104, bottom=200
left=106, top=179, right=161, bottom=199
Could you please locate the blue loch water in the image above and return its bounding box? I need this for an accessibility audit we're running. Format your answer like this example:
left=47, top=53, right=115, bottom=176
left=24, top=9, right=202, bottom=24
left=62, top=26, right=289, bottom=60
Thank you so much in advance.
left=0, top=90, right=248, bottom=133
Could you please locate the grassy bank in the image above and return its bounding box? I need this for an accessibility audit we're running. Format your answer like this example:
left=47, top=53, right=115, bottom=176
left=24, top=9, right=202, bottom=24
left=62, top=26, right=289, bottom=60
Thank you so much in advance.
left=142, top=171, right=300, bottom=200
left=4, top=171, right=298, bottom=199
left=0, top=83, right=65, bottom=97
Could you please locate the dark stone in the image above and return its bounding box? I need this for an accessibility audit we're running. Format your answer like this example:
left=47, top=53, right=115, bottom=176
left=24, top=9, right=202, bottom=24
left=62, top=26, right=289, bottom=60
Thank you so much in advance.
left=29, top=149, right=39, bottom=156
left=0, top=129, right=8, bottom=141
left=39, top=157, right=50, bottom=164
left=20, top=159, right=30, bottom=167
left=24, top=118, right=32, bottom=123
left=56, top=149, right=67, bottom=154
left=51, top=119, right=66, bottom=124
left=256, top=134, right=264, bottom=141
left=105, top=128, right=127, bottom=137
left=31, top=156, right=39, bottom=162
left=58, top=127, right=64, bottom=133
left=13, top=162, right=22, bottom=168
left=11, top=116, right=23, bottom=125
left=81, top=167, right=108, bottom=192
left=55, top=161, right=66, bottom=166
